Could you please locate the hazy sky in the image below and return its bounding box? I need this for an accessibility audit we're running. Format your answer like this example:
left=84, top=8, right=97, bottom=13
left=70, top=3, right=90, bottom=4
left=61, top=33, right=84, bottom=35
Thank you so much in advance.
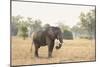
left=12, top=1, right=95, bottom=27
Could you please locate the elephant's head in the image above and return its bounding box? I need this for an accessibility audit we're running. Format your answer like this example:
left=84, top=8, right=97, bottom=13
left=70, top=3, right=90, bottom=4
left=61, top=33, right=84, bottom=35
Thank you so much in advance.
left=54, top=27, right=63, bottom=49
left=46, top=27, right=63, bottom=49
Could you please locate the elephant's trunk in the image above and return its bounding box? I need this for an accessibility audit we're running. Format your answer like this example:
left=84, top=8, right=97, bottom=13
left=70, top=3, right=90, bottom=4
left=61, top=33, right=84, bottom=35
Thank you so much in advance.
left=56, top=35, right=63, bottom=49
left=56, top=43, right=62, bottom=49
left=55, top=32, right=63, bottom=49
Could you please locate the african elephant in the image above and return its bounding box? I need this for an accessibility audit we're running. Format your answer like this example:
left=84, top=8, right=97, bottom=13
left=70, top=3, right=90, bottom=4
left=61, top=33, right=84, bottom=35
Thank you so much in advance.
left=31, top=26, right=63, bottom=58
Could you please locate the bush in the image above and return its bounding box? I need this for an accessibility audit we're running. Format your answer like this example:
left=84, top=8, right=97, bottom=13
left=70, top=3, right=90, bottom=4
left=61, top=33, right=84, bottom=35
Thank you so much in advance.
left=11, top=23, right=18, bottom=36
left=19, top=25, right=28, bottom=40
left=63, top=30, right=73, bottom=40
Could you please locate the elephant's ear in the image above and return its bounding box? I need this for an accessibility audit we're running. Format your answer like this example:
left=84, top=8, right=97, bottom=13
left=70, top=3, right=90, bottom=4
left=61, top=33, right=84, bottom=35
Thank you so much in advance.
left=47, top=28, right=55, bottom=39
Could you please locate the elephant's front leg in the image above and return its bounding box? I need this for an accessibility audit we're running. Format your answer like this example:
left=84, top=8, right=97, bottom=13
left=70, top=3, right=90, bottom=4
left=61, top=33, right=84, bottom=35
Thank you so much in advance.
left=48, top=41, right=54, bottom=58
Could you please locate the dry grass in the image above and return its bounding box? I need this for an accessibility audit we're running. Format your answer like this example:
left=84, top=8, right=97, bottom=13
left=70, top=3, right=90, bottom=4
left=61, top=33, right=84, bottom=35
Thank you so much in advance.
left=11, top=36, right=95, bottom=66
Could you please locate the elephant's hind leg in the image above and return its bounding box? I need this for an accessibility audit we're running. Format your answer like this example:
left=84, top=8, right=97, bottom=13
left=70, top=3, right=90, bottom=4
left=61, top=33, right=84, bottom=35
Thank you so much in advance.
left=34, top=44, right=40, bottom=57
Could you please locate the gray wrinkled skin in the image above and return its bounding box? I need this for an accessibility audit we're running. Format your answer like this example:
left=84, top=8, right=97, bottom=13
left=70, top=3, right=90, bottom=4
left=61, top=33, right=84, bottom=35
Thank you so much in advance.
left=31, top=26, right=63, bottom=58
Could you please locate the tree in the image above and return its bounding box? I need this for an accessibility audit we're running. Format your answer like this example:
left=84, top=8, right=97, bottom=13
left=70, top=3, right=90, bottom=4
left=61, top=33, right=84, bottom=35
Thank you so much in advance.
left=11, top=15, right=23, bottom=36
left=63, top=30, right=73, bottom=39
left=11, top=16, right=43, bottom=38
left=71, top=25, right=80, bottom=39
left=56, top=22, right=73, bottom=39
left=11, top=22, right=18, bottom=36
left=27, top=18, right=42, bottom=32
left=43, top=24, right=50, bottom=30
left=26, top=17, right=34, bottom=37
left=79, top=9, right=96, bottom=39
left=18, top=21, right=28, bottom=40
left=32, top=19, right=42, bottom=32
left=57, top=22, right=70, bottom=32
left=26, top=18, right=43, bottom=37
left=20, top=25, right=28, bottom=40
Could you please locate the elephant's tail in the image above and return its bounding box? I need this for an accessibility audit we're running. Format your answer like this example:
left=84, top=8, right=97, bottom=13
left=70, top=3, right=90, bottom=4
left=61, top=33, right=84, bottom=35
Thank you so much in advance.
left=30, top=40, right=33, bottom=53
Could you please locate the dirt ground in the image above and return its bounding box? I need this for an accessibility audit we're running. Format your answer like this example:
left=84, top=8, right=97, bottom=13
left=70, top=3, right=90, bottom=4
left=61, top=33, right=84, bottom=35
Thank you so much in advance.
left=11, top=36, right=95, bottom=66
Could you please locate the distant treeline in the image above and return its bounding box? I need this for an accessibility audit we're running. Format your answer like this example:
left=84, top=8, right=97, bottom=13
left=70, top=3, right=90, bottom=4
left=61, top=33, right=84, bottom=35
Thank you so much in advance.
left=11, top=9, right=95, bottom=40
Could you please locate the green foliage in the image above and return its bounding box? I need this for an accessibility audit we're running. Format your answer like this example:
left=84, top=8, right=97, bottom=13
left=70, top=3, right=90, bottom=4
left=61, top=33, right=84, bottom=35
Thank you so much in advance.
left=27, top=18, right=42, bottom=32
left=57, top=23, right=70, bottom=32
left=56, top=22, right=73, bottom=39
left=79, top=9, right=96, bottom=39
left=11, top=16, right=43, bottom=37
left=19, top=25, right=28, bottom=40
left=11, top=22, right=18, bottom=36
left=71, top=25, right=80, bottom=33
left=43, top=24, right=50, bottom=29
left=32, top=19, right=42, bottom=31
left=71, top=25, right=80, bottom=39
left=63, top=30, right=73, bottom=39
left=11, top=15, right=23, bottom=36
left=71, top=9, right=96, bottom=39
left=12, top=16, right=28, bottom=39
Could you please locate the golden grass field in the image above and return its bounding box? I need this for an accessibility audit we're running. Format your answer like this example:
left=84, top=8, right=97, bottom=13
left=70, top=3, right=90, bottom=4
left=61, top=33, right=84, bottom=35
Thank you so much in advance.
left=11, top=36, right=95, bottom=66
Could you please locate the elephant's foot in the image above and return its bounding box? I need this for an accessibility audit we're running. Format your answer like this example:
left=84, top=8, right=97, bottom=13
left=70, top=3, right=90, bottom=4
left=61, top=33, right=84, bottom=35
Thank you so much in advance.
left=48, top=52, right=53, bottom=58
left=35, top=56, right=39, bottom=58
left=48, top=55, right=52, bottom=58
left=34, top=54, right=39, bottom=58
